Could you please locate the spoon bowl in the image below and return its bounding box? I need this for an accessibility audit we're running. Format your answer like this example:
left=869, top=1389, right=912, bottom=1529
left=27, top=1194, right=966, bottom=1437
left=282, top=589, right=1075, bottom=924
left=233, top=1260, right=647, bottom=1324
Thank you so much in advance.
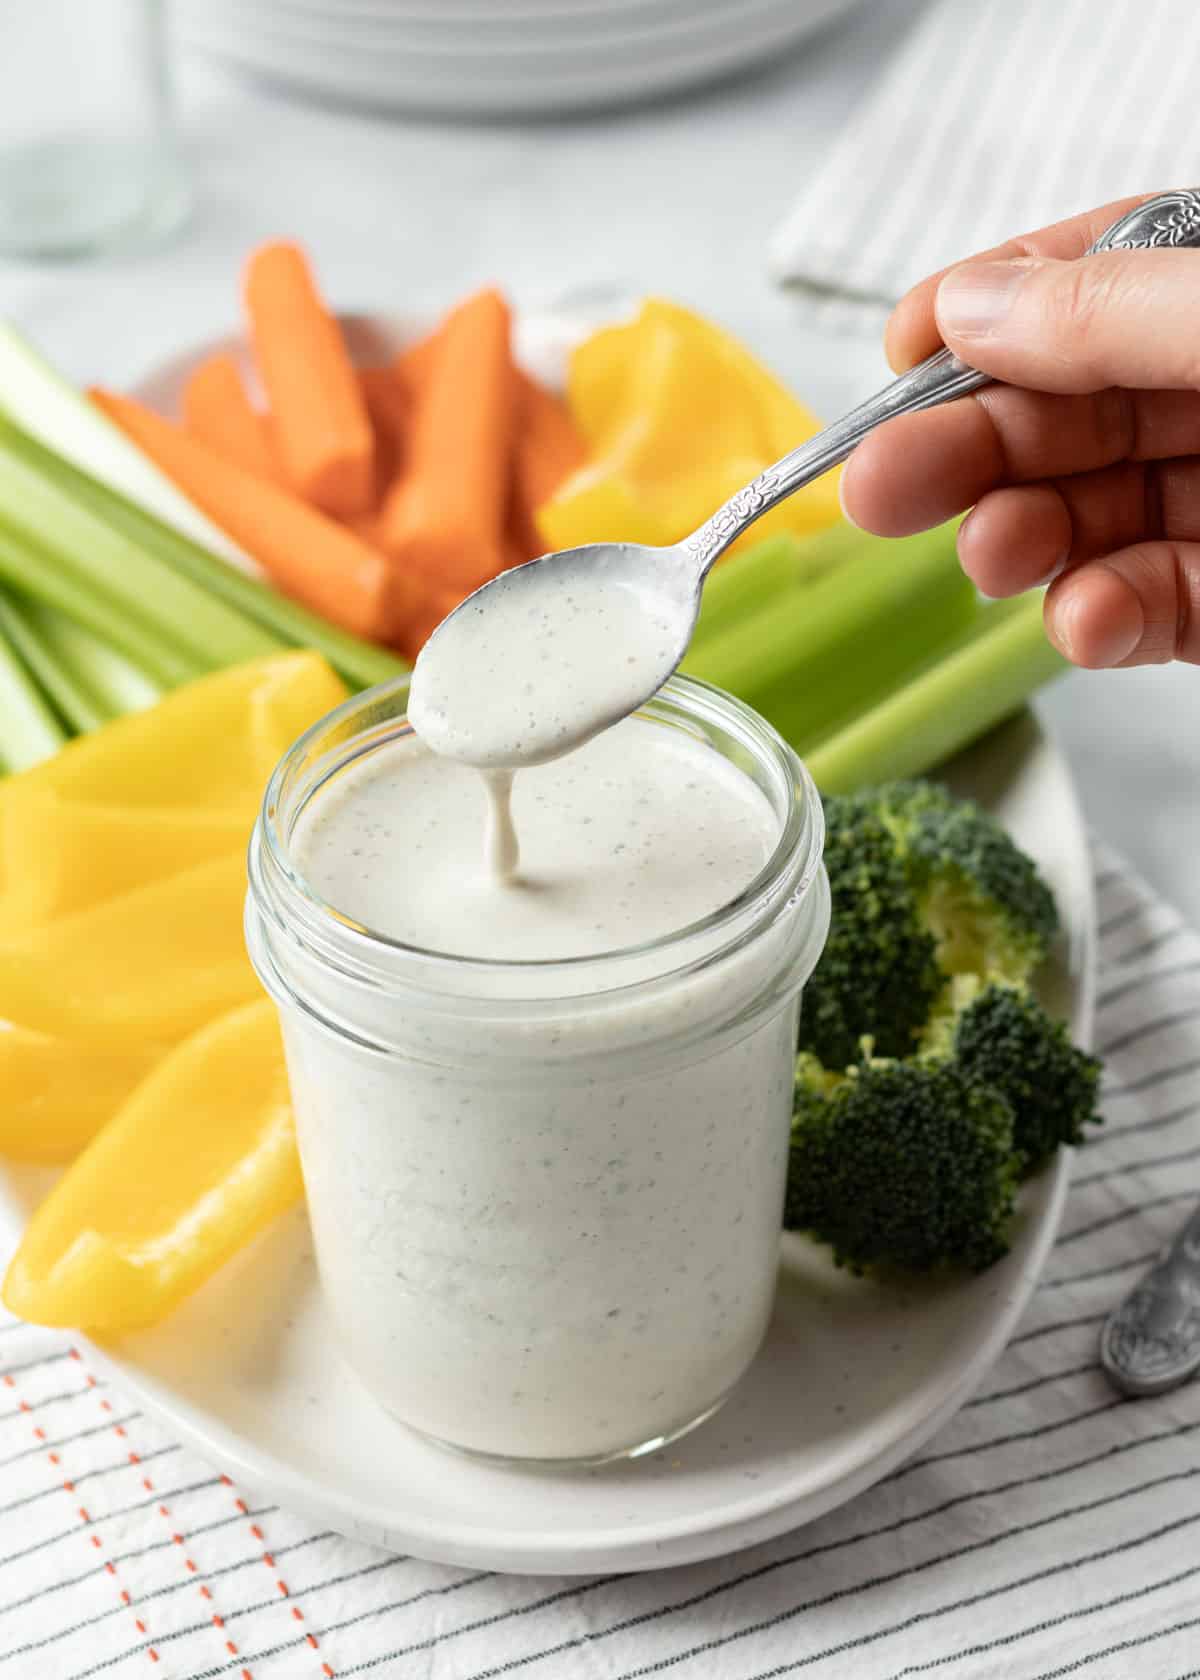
left=408, top=540, right=698, bottom=770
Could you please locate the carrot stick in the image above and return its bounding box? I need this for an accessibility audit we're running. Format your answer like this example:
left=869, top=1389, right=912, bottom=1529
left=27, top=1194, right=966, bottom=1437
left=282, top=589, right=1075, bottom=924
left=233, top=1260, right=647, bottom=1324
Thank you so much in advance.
left=509, top=369, right=587, bottom=560
left=243, top=241, right=375, bottom=517
left=358, top=366, right=410, bottom=497
left=91, top=389, right=418, bottom=644
left=395, top=585, right=468, bottom=663
left=182, top=353, right=282, bottom=484
left=362, top=331, right=442, bottom=511
left=380, top=289, right=517, bottom=592
left=394, top=329, right=443, bottom=399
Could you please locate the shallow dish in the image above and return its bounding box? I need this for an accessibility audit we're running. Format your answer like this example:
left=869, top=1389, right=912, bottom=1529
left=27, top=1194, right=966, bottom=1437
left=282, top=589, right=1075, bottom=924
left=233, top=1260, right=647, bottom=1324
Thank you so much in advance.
left=174, top=0, right=862, bottom=118
left=0, top=313, right=1094, bottom=1574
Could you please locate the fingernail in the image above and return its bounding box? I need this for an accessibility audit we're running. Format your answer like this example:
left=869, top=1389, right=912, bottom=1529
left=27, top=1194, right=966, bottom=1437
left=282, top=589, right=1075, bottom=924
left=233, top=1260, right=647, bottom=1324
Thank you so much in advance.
left=1049, top=589, right=1079, bottom=659
left=1051, top=585, right=1142, bottom=668
left=837, top=470, right=861, bottom=530
left=936, top=258, right=1042, bottom=339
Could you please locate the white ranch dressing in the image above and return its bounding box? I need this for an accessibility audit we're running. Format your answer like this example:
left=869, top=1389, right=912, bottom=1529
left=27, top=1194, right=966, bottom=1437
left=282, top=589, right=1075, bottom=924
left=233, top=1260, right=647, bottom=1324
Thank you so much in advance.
left=481, top=769, right=519, bottom=883
left=296, top=721, right=776, bottom=963
left=286, top=719, right=795, bottom=1459
left=407, top=563, right=681, bottom=772
left=408, top=557, right=689, bottom=885
left=270, top=558, right=827, bottom=1460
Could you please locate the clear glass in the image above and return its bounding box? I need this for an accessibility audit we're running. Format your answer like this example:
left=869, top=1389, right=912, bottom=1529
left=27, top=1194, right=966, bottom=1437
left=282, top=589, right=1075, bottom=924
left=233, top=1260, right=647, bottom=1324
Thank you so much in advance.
left=0, top=0, right=188, bottom=259
left=246, top=675, right=830, bottom=1465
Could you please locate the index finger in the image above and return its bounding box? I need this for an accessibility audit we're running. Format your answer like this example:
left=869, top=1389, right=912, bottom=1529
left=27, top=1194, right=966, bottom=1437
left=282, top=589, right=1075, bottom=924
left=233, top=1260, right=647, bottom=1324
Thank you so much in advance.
left=883, top=192, right=1155, bottom=373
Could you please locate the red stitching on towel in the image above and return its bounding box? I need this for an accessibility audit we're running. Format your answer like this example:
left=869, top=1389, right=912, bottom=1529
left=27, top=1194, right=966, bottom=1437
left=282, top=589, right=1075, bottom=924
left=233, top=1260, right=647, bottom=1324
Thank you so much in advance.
left=79, top=1350, right=254, bottom=1678
left=218, top=1480, right=330, bottom=1676
left=5, top=1359, right=153, bottom=1660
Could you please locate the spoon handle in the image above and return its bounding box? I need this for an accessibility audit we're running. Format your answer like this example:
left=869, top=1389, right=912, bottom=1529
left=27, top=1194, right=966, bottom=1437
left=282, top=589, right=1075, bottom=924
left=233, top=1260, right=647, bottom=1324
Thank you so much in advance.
left=1101, top=1200, right=1200, bottom=1397
left=682, top=187, right=1200, bottom=576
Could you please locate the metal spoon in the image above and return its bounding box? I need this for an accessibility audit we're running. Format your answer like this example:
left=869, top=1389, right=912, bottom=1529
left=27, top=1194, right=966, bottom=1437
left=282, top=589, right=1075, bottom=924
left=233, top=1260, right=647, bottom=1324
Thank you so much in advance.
left=1101, top=1202, right=1200, bottom=1397
left=411, top=189, right=1200, bottom=768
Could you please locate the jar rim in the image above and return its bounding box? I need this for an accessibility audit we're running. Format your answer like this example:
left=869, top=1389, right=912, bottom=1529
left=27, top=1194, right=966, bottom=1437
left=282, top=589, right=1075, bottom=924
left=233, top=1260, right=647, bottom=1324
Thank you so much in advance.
left=249, top=672, right=824, bottom=1003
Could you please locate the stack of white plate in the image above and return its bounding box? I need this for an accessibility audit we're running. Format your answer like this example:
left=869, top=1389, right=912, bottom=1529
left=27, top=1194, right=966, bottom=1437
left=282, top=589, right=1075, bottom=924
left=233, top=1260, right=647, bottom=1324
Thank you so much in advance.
left=174, top=0, right=862, bottom=120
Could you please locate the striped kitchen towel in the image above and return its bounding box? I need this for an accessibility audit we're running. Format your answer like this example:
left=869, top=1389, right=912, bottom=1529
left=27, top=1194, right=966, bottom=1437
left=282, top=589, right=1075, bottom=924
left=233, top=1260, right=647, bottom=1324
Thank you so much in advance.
left=770, top=0, right=1200, bottom=328
left=1, top=839, right=1199, bottom=1678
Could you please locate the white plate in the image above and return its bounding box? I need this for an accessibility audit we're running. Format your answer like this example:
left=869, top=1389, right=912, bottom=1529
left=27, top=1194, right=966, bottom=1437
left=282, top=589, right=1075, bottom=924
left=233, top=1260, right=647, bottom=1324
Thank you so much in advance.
left=175, top=0, right=861, bottom=116
left=183, top=0, right=843, bottom=54
left=0, top=313, right=1095, bottom=1576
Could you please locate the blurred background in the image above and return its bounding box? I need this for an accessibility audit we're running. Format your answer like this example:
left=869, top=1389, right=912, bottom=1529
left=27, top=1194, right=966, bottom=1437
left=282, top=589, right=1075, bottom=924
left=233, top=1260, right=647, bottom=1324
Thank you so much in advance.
left=1, top=0, right=1197, bottom=922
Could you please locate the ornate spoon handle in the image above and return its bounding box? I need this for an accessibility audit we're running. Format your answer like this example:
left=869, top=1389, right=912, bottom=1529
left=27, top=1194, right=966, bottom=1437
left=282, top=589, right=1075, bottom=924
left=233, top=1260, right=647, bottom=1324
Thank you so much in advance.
left=1101, top=1201, right=1200, bottom=1397
left=684, top=188, right=1200, bottom=575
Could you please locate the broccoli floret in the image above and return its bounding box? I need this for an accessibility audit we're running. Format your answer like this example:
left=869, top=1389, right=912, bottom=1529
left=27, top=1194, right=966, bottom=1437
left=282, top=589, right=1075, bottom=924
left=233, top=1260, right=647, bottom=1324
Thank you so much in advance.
left=788, top=779, right=1099, bottom=1277
left=949, top=983, right=1102, bottom=1168
left=883, top=781, right=1059, bottom=985
left=800, top=782, right=1060, bottom=1070
left=798, top=796, right=942, bottom=1069
left=786, top=1052, right=1020, bottom=1274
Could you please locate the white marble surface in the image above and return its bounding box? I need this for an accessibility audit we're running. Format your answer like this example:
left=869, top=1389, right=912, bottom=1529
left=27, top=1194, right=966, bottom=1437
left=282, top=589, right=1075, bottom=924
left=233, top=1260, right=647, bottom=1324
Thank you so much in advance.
left=1, top=0, right=1196, bottom=925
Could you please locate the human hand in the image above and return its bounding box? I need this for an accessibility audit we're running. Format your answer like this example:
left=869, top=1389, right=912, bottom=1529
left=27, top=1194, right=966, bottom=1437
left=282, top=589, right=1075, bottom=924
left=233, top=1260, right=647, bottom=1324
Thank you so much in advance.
left=839, top=194, right=1200, bottom=668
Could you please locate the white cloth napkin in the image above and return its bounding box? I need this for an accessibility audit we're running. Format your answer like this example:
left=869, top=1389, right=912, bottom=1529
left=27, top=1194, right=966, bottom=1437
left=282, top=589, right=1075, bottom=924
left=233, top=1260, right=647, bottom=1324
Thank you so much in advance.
left=2, top=840, right=1200, bottom=1679
left=771, top=0, right=1200, bottom=327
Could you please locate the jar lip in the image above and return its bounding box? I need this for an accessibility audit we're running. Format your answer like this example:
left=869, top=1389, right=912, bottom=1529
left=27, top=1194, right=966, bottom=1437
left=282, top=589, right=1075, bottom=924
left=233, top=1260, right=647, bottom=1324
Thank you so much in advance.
left=252, top=672, right=824, bottom=987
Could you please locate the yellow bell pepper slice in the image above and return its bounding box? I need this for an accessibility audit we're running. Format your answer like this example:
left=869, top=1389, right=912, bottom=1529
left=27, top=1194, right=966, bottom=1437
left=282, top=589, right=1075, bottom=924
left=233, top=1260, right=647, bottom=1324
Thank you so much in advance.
left=0, top=792, right=247, bottom=939
left=0, top=651, right=346, bottom=926
left=0, top=1024, right=162, bottom=1163
left=0, top=650, right=346, bottom=1170
left=0, top=850, right=258, bottom=1048
left=570, top=309, right=766, bottom=477
left=639, top=298, right=824, bottom=459
left=3, top=1000, right=302, bottom=1331
left=539, top=298, right=843, bottom=555
left=536, top=463, right=675, bottom=554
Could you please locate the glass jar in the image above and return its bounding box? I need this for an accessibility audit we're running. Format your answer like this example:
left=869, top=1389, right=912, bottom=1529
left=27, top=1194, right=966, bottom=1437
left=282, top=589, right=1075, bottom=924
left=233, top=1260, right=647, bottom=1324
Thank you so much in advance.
left=246, top=674, right=829, bottom=1465
left=0, top=0, right=187, bottom=260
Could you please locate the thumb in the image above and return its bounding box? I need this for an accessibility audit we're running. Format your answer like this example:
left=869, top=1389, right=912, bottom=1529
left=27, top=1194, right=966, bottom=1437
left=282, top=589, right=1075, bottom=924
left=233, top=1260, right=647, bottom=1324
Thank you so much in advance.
left=934, top=248, right=1200, bottom=393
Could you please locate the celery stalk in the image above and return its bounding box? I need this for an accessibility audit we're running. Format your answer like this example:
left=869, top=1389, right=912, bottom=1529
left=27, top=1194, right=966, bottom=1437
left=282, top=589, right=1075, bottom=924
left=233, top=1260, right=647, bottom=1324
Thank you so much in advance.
left=20, top=597, right=161, bottom=720
left=805, top=593, right=1067, bottom=794
left=0, top=598, right=68, bottom=769
left=684, top=522, right=973, bottom=752
left=0, top=522, right=199, bottom=688
left=0, top=416, right=406, bottom=692
left=0, top=588, right=107, bottom=733
left=0, top=425, right=281, bottom=674
left=691, top=524, right=866, bottom=651
left=0, top=321, right=253, bottom=571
